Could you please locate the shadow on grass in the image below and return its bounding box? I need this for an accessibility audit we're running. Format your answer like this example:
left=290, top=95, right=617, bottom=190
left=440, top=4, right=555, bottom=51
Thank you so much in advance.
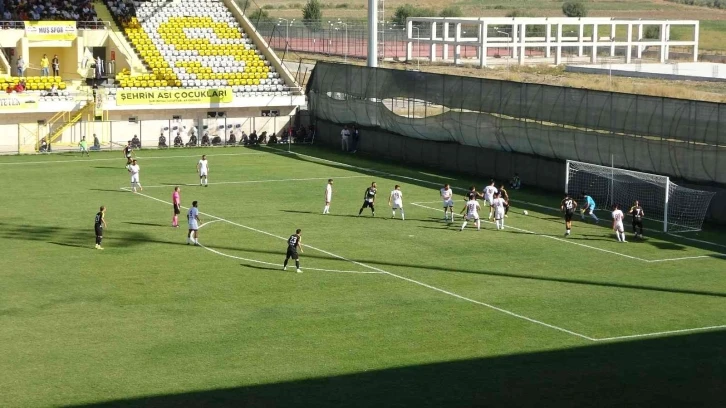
left=2, top=221, right=725, bottom=298
left=88, top=188, right=127, bottom=193
left=123, top=221, right=166, bottom=227
left=280, top=209, right=445, bottom=223
left=70, top=329, right=726, bottom=408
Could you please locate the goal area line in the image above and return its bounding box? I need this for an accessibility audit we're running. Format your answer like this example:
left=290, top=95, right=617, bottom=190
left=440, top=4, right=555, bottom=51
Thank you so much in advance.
left=123, top=186, right=726, bottom=344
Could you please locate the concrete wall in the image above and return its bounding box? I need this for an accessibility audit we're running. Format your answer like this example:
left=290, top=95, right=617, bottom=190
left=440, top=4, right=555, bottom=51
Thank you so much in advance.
left=312, top=119, right=726, bottom=224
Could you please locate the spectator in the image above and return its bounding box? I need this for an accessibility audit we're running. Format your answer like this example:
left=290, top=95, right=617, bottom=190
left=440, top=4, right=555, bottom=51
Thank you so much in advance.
left=211, top=134, right=222, bottom=146
left=131, top=134, right=141, bottom=148
left=239, top=131, right=248, bottom=145
left=91, top=134, right=101, bottom=150
left=510, top=173, right=521, bottom=190
left=16, top=56, right=24, bottom=77
left=258, top=131, right=267, bottom=144
left=5, top=84, right=13, bottom=93
left=158, top=134, right=168, bottom=149
left=227, top=131, right=236, bottom=145
left=95, top=55, right=104, bottom=79
left=186, top=133, right=198, bottom=147
left=249, top=129, right=258, bottom=145
left=40, top=54, right=49, bottom=76
left=48, top=83, right=58, bottom=96
left=352, top=125, right=360, bottom=153
left=340, top=125, right=350, bottom=152
left=52, top=54, right=60, bottom=77
left=268, top=134, right=278, bottom=144
left=14, top=80, right=25, bottom=93
left=39, top=137, right=49, bottom=152
left=201, top=132, right=211, bottom=146
left=173, top=132, right=183, bottom=147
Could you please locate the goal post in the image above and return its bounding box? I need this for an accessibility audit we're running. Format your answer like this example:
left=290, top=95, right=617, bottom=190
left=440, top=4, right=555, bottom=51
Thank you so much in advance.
left=565, top=160, right=716, bottom=233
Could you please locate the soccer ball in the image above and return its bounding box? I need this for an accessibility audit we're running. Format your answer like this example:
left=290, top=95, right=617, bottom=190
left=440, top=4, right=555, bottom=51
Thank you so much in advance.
left=523, top=210, right=529, bottom=215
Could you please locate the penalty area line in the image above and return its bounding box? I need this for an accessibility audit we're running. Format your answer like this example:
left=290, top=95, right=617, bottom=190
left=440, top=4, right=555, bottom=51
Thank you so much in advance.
left=128, top=187, right=596, bottom=342
left=411, top=202, right=648, bottom=263
left=136, top=175, right=370, bottom=189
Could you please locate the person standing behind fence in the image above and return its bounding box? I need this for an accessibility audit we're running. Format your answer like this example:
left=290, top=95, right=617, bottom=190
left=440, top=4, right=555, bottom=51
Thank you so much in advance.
left=52, top=55, right=60, bottom=77
left=340, top=125, right=350, bottom=152
left=16, top=56, right=24, bottom=77
left=40, top=54, right=49, bottom=77
left=352, top=125, right=360, bottom=153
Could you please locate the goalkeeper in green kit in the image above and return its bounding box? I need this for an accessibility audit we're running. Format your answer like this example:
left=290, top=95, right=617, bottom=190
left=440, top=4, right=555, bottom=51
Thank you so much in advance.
left=79, top=137, right=90, bottom=156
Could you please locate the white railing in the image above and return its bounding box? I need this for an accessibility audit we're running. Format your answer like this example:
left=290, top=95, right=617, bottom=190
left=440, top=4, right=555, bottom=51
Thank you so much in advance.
left=405, top=17, right=699, bottom=67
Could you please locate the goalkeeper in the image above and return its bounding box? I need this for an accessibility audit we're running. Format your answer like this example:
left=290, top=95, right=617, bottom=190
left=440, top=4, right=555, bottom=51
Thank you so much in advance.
left=580, top=192, right=600, bottom=223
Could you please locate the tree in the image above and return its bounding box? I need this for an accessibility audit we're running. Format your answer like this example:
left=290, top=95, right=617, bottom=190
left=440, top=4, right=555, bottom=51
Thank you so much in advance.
left=393, top=4, right=436, bottom=26
left=302, top=0, right=323, bottom=31
left=644, top=26, right=660, bottom=39
left=248, top=8, right=270, bottom=22
left=505, top=10, right=534, bottom=17
left=562, top=1, right=588, bottom=17
left=439, top=5, right=463, bottom=18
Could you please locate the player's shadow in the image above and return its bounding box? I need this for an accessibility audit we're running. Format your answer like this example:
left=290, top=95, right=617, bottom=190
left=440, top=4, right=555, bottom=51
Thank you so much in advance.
left=239, top=263, right=285, bottom=272
left=88, top=188, right=128, bottom=193
left=0, top=221, right=155, bottom=249
left=280, top=210, right=448, bottom=223
left=123, top=221, right=166, bottom=227
left=280, top=210, right=361, bottom=219
left=648, top=241, right=687, bottom=251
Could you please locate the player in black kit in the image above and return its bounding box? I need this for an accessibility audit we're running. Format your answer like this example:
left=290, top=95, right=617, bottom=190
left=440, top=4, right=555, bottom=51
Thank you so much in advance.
left=123, top=141, right=133, bottom=165
left=283, top=229, right=303, bottom=273
left=358, top=182, right=377, bottom=217
left=629, top=200, right=645, bottom=238
left=94, top=206, right=107, bottom=250
left=467, top=185, right=483, bottom=201
left=560, top=194, right=578, bottom=236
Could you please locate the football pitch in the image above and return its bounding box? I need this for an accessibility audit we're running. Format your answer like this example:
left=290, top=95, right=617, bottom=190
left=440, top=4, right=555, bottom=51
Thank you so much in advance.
left=2, top=145, right=725, bottom=407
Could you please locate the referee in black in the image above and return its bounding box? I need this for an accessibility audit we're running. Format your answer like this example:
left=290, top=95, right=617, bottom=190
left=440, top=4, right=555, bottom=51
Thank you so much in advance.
left=283, top=229, right=303, bottom=273
left=94, top=206, right=107, bottom=250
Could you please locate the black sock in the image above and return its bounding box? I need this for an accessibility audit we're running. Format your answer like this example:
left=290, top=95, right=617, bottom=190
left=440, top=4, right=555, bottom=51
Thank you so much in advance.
left=295, top=260, right=300, bottom=269
left=95, top=236, right=99, bottom=245
left=284, top=259, right=289, bottom=267
left=98, top=237, right=102, bottom=246
left=358, top=208, right=363, bottom=215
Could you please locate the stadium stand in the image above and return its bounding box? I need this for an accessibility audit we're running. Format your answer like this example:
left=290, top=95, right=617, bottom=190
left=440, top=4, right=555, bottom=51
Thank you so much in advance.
left=105, top=0, right=290, bottom=98
left=1, top=0, right=98, bottom=22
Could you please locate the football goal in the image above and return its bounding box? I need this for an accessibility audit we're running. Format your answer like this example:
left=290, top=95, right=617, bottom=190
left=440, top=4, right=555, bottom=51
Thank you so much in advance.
left=565, top=160, right=716, bottom=233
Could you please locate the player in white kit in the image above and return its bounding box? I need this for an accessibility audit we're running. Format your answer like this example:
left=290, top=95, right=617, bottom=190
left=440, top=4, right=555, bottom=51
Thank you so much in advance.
left=187, top=200, right=201, bottom=245
left=612, top=204, right=627, bottom=242
left=389, top=185, right=404, bottom=220
left=459, top=199, right=481, bottom=231
left=491, top=191, right=508, bottom=230
left=483, top=179, right=498, bottom=220
left=197, top=155, right=209, bottom=187
left=440, top=184, right=454, bottom=222
left=128, top=159, right=142, bottom=192
left=323, top=179, right=333, bottom=214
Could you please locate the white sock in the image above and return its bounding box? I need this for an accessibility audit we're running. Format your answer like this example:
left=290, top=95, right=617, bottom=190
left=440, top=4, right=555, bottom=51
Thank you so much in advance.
left=444, top=211, right=448, bottom=220
left=566, top=229, right=571, bottom=235
left=323, top=205, right=329, bottom=214
left=620, top=232, right=626, bottom=241
left=450, top=212, right=454, bottom=221
left=476, top=220, right=480, bottom=230
left=392, top=210, right=396, bottom=218
left=616, top=232, right=622, bottom=242
left=400, top=210, right=404, bottom=220
left=461, top=221, right=467, bottom=230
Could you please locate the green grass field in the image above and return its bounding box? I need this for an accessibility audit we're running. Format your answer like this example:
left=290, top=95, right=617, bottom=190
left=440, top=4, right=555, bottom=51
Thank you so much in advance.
left=2, top=145, right=725, bottom=407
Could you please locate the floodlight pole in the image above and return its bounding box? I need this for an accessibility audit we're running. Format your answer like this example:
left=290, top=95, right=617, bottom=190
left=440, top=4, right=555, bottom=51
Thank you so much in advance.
left=367, top=0, right=378, bottom=67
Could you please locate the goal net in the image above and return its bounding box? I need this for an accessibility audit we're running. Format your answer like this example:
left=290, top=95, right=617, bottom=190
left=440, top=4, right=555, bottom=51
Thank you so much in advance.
left=566, top=160, right=716, bottom=233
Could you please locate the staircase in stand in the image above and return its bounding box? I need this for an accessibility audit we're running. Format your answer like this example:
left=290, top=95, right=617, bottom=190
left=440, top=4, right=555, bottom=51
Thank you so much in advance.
left=42, top=101, right=96, bottom=149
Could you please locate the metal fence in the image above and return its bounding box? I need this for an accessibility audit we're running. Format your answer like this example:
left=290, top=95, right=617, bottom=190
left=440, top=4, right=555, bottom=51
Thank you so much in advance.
left=308, top=62, right=726, bottom=185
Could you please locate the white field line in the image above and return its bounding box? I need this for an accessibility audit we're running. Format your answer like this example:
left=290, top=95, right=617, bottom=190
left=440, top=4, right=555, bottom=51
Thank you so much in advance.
left=593, top=324, right=726, bottom=342
left=127, top=187, right=596, bottom=342
left=198, top=219, right=222, bottom=229
left=0, top=151, right=266, bottom=166
left=411, top=202, right=649, bottom=263
left=121, top=188, right=379, bottom=275
left=646, top=255, right=713, bottom=263
left=276, top=149, right=726, bottom=253
left=137, top=175, right=369, bottom=189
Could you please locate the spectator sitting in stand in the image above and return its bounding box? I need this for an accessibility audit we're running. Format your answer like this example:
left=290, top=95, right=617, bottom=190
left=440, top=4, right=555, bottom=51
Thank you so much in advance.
left=211, top=134, right=222, bottom=146
left=510, top=173, right=521, bottom=190
left=239, top=131, right=248, bottom=145
left=131, top=135, right=141, bottom=149
left=158, top=134, right=168, bottom=148
left=186, top=134, right=198, bottom=147
left=91, top=134, right=101, bottom=150
left=14, top=81, right=25, bottom=93
left=47, top=84, right=58, bottom=96
left=201, top=132, right=211, bottom=146
left=258, top=131, right=267, bottom=144
left=6, top=84, right=13, bottom=94
left=39, top=137, right=49, bottom=152
left=227, top=131, right=236, bottom=145
left=268, top=134, right=278, bottom=144
left=173, top=132, right=183, bottom=147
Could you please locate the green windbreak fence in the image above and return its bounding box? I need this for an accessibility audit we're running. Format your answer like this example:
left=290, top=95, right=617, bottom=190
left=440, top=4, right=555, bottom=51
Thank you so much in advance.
left=308, top=62, right=726, bottom=185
